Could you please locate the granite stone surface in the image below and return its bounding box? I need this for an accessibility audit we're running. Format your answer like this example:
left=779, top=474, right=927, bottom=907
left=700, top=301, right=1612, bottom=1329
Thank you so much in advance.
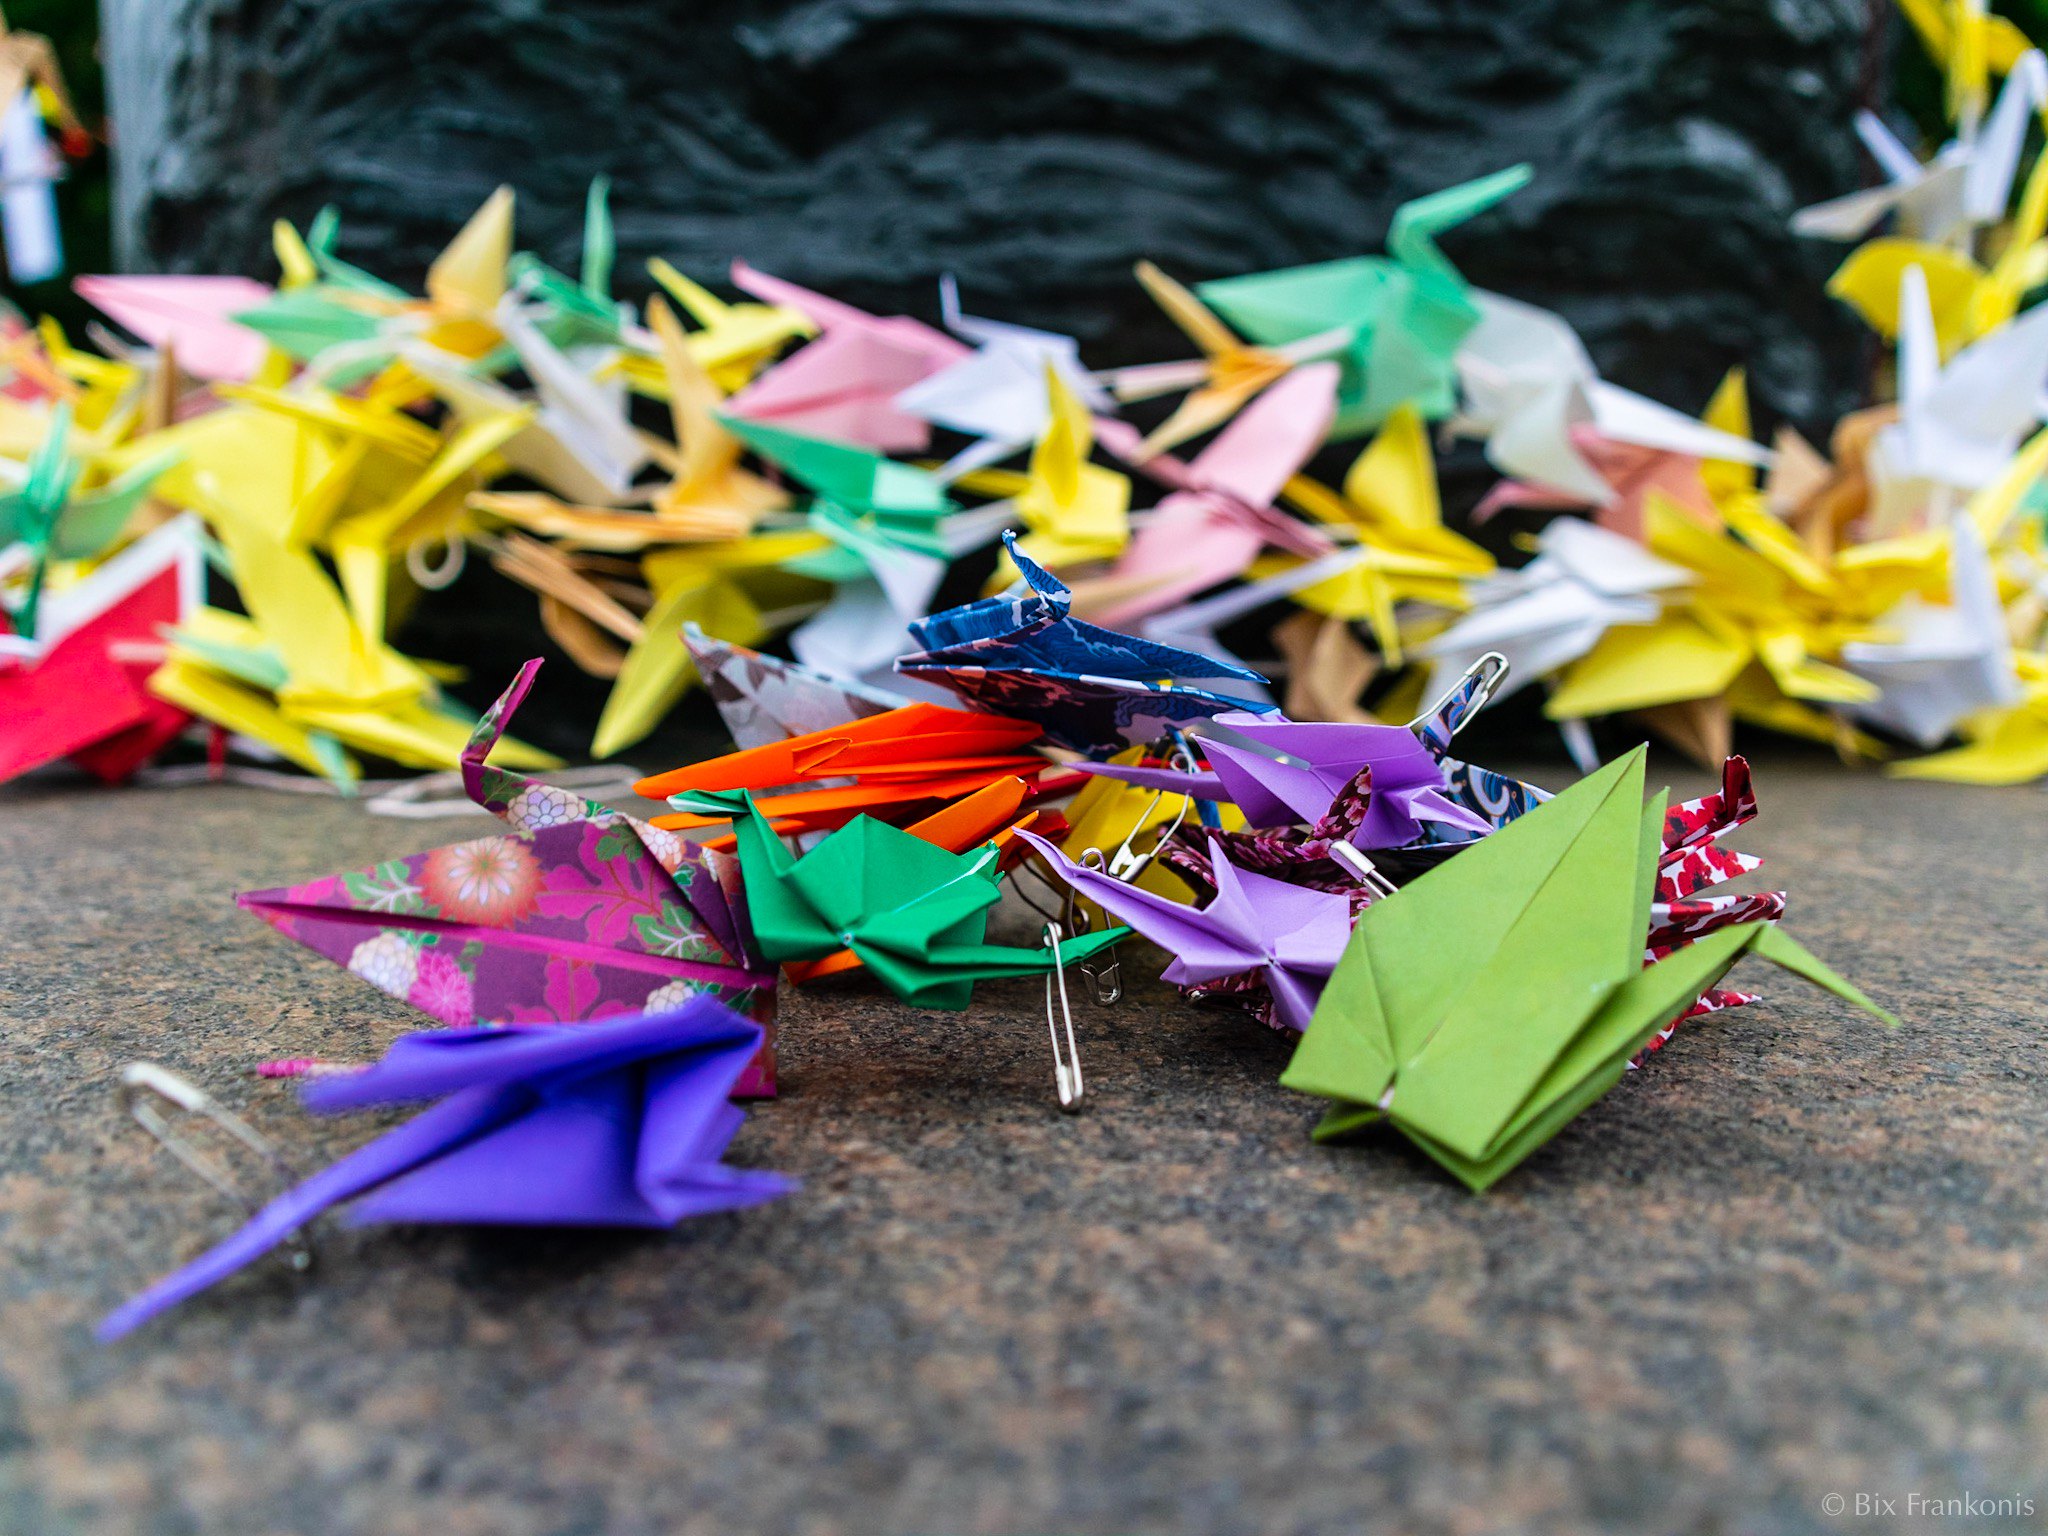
left=98, top=0, right=1876, bottom=429
left=0, top=748, right=2043, bottom=1535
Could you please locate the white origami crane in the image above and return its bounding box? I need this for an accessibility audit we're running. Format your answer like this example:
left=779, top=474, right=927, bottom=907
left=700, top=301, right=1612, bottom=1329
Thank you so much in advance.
left=1842, top=515, right=2020, bottom=747
left=1419, top=517, right=1693, bottom=702
left=1792, top=51, right=2047, bottom=243
left=1867, top=263, right=2048, bottom=530
left=1453, top=291, right=1772, bottom=504
left=893, top=276, right=1113, bottom=481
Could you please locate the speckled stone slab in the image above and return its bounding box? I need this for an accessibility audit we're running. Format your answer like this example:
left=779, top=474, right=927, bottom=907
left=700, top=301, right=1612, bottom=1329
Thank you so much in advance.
left=1, top=748, right=2043, bottom=1535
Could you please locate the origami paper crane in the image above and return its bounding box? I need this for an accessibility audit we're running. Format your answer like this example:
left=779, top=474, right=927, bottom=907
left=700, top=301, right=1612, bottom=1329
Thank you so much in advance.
left=1866, top=264, right=2048, bottom=527
left=1102, top=261, right=1346, bottom=459
left=1196, top=165, right=1531, bottom=436
left=641, top=696, right=1062, bottom=837
left=1793, top=36, right=2041, bottom=245
left=1018, top=827, right=1353, bottom=1033
left=643, top=258, right=815, bottom=393
left=99, top=999, right=794, bottom=1340
left=1279, top=747, right=1895, bottom=1192
left=1089, top=362, right=1342, bottom=627
left=1452, top=291, right=1774, bottom=507
left=1269, top=402, right=1497, bottom=659
left=1420, top=516, right=1695, bottom=708
left=671, top=788, right=1121, bottom=1009
left=999, top=367, right=1131, bottom=572
left=716, top=412, right=1009, bottom=684
left=473, top=294, right=788, bottom=551
left=1842, top=514, right=2020, bottom=746
left=0, top=514, right=201, bottom=785
left=898, top=531, right=1274, bottom=754
left=240, top=659, right=779, bottom=1078
left=0, top=401, right=177, bottom=639
left=684, top=625, right=905, bottom=751
left=587, top=527, right=830, bottom=760
left=149, top=513, right=557, bottom=787
left=723, top=264, right=968, bottom=453
left=75, top=275, right=276, bottom=383
left=1086, top=710, right=1498, bottom=851
left=893, top=276, right=1111, bottom=480
left=1635, top=754, right=1792, bottom=1051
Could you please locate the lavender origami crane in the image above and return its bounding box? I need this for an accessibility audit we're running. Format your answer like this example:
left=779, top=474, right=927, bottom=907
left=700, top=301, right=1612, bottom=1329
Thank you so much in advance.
left=1017, top=827, right=1353, bottom=1033
left=1086, top=714, right=1495, bottom=849
left=240, top=660, right=780, bottom=1093
left=897, top=531, right=1274, bottom=755
left=100, top=1000, right=793, bottom=1339
left=1086, top=653, right=1548, bottom=853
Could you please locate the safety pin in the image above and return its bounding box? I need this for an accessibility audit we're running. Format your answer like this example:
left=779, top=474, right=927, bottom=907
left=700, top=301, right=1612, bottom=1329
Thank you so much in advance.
left=1041, top=922, right=1085, bottom=1112
left=1328, top=840, right=1400, bottom=900
left=1409, top=650, right=1511, bottom=737
left=118, top=1063, right=313, bottom=1272
left=1069, top=850, right=1123, bottom=1005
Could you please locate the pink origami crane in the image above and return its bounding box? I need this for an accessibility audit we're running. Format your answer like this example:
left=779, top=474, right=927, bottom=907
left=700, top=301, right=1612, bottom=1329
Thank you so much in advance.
left=1473, top=424, right=1718, bottom=542
left=74, top=275, right=275, bottom=383
left=723, top=263, right=969, bottom=453
left=1088, top=361, right=1341, bottom=627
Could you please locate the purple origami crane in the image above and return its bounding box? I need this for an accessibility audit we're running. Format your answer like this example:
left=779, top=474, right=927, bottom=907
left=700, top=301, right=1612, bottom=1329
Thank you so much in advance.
left=100, top=999, right=794, bottom=1340
left=1084, top=713, right=1496, bottom=850
left=1017, top=827, right=1353, bottom=1033
left=240, top=660, right=781, bottom=1094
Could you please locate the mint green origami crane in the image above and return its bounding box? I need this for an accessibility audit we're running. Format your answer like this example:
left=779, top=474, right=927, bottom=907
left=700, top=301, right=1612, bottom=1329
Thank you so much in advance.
left=1279, top=746, right=1896, bottom=1192
left=675, top=788, right=1123, bottom=1010
left=2, top=403, right=177, bottom=639
left=1197, top=165, right=1532, bottom=436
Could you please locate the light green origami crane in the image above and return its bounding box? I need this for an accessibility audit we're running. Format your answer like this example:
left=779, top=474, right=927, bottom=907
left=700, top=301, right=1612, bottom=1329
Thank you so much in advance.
left=1279, top=746, right=1896, bottom=1192
left=716, top=415, right=956, bottom=563
left=674, top=789, right=1124, bottom=1010
left=1197, top=164, right=1532, bottom=436
left=2, top=403, right=177, bottom=640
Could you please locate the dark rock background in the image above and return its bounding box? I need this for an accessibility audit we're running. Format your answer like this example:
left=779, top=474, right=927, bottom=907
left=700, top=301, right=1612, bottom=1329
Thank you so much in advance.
left=101, top=0, right=1886, bottom=432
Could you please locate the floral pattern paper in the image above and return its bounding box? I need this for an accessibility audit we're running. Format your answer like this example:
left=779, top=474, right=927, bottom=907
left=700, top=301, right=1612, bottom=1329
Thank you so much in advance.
left=239, top=660, right=781, bottom=1095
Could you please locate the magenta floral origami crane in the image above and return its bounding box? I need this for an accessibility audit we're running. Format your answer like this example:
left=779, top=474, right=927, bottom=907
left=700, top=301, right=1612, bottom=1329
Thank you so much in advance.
left=239, top=660, right=781, bottom=1094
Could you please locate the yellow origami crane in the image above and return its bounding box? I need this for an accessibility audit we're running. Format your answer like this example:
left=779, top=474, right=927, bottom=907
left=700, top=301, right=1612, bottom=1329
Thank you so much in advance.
left=981, top=366, right=1131, bottom=579
left=1107, top=262, right=1306, bottom=458
left=471, top=295, right=788, bottom=552
left=1896, top=0, right=2034, bottom=130
left=639, top=259, right=816, bottom=394
left=1542, top=483, right=1942, bottom=760
left=589, top=528, right=832, bottom=759
left=1265, top=404, right=1494, bottom=662
left=149, top=516, right=556, bottom=787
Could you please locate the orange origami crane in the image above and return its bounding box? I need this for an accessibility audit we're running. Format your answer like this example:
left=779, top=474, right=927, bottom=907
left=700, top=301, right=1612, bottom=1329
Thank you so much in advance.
left=639, top=702, right=1084, bottom=839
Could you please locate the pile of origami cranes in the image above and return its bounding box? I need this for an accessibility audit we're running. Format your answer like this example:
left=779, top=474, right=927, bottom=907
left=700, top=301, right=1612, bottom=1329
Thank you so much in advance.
left=32, top=0, right=2048, bottom=1331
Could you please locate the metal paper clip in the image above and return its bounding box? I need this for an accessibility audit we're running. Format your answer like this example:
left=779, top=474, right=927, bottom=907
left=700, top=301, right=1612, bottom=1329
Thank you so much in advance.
left=1105, top=746, right=1198, bottom=881
left=1328, top=840, right=1400, bottom=900
left=1042, top=922, right=1086, bottom=1113
left=1409, top=650, right=1510, bottom=737
left=118, top=1063, right=312, bottom=1272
